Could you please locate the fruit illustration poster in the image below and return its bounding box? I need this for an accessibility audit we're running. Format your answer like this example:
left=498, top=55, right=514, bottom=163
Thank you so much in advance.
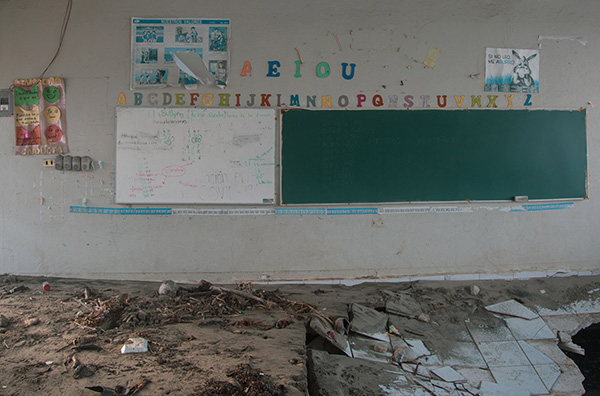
left=131, top=18, right=230, bottom=89
left=485, top=48, right=539, bottom=93
left=13, top=77, right=68, bottom=155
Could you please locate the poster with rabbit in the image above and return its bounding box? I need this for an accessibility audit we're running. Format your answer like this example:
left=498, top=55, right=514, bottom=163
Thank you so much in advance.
left=485, top=48, right=539, bottom=93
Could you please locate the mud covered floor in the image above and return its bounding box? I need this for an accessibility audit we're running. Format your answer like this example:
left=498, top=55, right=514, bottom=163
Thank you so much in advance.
left=0, top=274, right=599, bottom=395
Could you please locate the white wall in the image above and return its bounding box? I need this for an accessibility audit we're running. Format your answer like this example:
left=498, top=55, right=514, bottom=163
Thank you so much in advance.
left=1, top=0, right=599, bottom=282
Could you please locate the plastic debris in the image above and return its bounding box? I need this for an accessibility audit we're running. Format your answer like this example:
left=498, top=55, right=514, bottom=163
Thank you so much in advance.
left=23, top=318, right=40, bottom=327
left=120, top=338, right=148, bottom=354
left=417, top=313, right=430, bottom=323
left=158, top=280, right=178, bottom=297
left=42, top=282, right=51, bottom=291
left=309, top=313, right=352, bottom=357
left=85, top=386, right=115, bottom=396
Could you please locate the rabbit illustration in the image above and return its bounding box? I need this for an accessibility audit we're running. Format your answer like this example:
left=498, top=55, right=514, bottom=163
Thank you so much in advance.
left=510, top=50, right=537, bottom=92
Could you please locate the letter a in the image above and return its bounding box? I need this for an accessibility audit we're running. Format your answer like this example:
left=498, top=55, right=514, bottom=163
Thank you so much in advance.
left=241, top=61, right=252, bottom=77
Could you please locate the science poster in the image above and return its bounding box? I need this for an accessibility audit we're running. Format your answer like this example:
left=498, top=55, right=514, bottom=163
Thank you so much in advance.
left=13, top=77, right=68, bottom=155
left=131, top=18, right=230, bottom=89
left=485, top=48, right=539, bottom=93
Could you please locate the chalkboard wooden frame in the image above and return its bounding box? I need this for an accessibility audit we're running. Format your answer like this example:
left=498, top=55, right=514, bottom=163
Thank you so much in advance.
left=280, top=109, right=587, bottom=204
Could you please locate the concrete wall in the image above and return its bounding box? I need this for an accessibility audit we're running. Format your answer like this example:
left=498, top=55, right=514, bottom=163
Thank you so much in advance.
left=1, top=0, right=599, bottom=282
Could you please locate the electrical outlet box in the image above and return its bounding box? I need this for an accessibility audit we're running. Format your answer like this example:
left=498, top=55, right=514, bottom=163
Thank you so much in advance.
left=72, top=156, right=81, bottom=171
left=0, top=89, right=13, bottom=117
left=63, top=155, right=72, bottom=171
left=81, top=156, right=92, bottom=171
left=55, top=155, right=63, bottom=170
left=43, top=159, right=55, bottom=167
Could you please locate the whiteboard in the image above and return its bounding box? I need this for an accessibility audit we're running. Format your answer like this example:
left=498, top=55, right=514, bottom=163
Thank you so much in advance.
left=115, top=107, right=276, bottom=204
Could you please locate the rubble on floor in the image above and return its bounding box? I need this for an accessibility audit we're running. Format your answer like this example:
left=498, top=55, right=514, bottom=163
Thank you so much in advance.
left=306, top=280, right=600, bottom=395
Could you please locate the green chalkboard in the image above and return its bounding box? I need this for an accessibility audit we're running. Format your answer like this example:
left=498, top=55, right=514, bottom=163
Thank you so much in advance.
left=281, top=109, right=587, bottom=204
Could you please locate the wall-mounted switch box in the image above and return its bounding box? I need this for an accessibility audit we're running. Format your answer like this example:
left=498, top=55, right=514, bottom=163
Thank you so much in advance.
left=0, top=89, right=13, bottom=117
left=55, top=155, right=63, bottom=170
left=81, top=156, right=92, bottom=171
left=63, top=155, right=72, bottom=171
left=72, top=156, right=81, bottom=171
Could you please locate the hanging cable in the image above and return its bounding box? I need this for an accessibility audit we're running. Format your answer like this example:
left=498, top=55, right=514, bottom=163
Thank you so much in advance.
left=38, top=0, right=73, bottom=79
left=10, top=0, right=73, bottom=90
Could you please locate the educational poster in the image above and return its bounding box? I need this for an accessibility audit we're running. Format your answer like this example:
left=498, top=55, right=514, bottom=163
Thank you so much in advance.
left=131, top=18, right=230, bottom=89
left=13, top=77, right=68, bottom=155
left=485, top=48, right=539, bottom=93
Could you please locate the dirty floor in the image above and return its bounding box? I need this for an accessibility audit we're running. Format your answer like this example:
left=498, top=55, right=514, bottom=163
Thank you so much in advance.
left=0, top=274, right=599, bottom=395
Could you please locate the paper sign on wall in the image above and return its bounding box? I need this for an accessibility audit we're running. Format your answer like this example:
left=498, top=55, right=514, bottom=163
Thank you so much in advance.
left=131, top=18, right=230, bottom=89
left=13, top=78, right=68, bottom=155
left=485, top=48, right=539, bottom=93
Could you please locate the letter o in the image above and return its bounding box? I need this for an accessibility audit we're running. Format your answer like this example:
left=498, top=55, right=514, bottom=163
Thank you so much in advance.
left=316, top=62, right=330, bottom=78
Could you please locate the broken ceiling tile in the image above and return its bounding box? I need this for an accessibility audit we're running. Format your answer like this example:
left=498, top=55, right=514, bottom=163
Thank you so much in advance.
left=485, top=300, right=539, bottom=320
left=405, top=339, right=432, bottom=358
left=538, top=314, right=585, bottom=336
left=413, top=378, right=435, bottom=393
left=568, top=297, right=600, bottom=314
left=466, top=318, right=514, bottom=343
left=547, top=362, right=585, bottom=395
left=383, top=290, right=424, bottom=318
left=534, top=363, right=561, bottom=391
left=517, top=341, right=555, bottom=365
left=488, top=365, right=548, bottom=395
left=347, top=333, right=392, bottom=364
left=430, top=379, right=456, bottom=392
left=454, top=367, right=496, bottom=389
left=534, top=305, right=575, bottom=317
left=523, top=339, right=573, bottom=365
left=439, top=341, right=486, bottom=367
left=477, top=341, right=531, bottom=367
left=431, top=366, right=467, bottom=383
left=349, top=303, right=390, bottom=342
left=479, top=380, right=531, bottom=396
left=504, top=316, right=555, bottom=340
left=415, top=364, right=431, bottom=379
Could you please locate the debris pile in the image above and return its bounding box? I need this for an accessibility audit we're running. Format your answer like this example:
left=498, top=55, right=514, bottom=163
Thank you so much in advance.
left=73, top=280, right=317, bottom=332
left=306, top=286, right=594, bottom=395
left=192, top=363, right=286, bottom=396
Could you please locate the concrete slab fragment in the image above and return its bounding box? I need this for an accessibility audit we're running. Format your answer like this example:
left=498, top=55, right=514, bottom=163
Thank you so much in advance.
left=489, top=365, right=548, bottom=395
left=349, top=303, right=390, bottom=341
left=485, top=300, right=539, bottom=320
left=477, top=341, right=531, bottom=367
left=309, top=313, right=352, bottom=356
left=504, top=316, right=555, bottom=340
left=308, top=349, right=414, bottom=395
